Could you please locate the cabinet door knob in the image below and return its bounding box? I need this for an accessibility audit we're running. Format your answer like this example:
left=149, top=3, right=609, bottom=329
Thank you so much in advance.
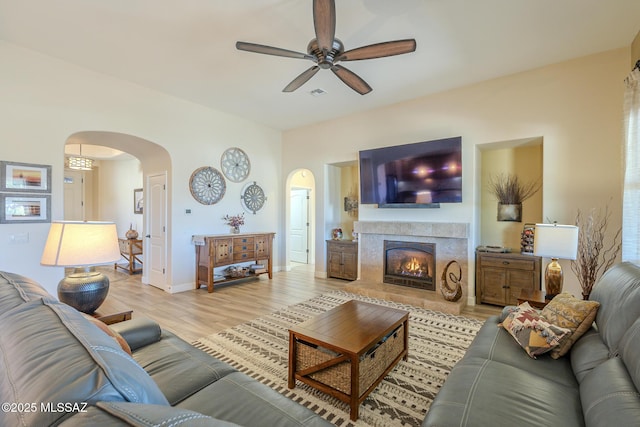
left=502, top=261, right=509, bottom=265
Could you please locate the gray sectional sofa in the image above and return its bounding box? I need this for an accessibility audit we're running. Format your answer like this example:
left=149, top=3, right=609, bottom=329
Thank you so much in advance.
left=423, top=262, right=640, bottom=427
left=0, top=271, right=331, bottom=427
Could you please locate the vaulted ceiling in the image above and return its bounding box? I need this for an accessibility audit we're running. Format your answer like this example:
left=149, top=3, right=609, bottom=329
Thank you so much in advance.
left=1, top=0, right=639, bottom=130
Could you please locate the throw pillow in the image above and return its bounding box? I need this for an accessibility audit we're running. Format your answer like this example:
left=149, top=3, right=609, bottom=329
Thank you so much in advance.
left=541, top=293, right=600, bottom=359
left=501, top=302, right=571, bottom=359
left=83, top=314, right=132, bottom=355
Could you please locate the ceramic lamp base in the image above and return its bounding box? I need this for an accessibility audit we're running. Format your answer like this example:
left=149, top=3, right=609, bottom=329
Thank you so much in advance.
left=544, top=258, right=563, bottom=300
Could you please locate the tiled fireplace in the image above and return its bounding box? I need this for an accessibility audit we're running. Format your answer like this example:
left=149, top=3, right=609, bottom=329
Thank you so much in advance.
left=346, top=221, right=469, bottom=314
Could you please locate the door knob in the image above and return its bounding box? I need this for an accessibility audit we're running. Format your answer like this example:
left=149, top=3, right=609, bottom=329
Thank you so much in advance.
left=145, top=234, right=151, bottom=238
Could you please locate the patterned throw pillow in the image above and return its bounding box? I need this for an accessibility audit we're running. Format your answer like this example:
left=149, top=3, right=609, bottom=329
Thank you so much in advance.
left=501, top=302, right=571, bottom=359
left=541, top=293, right=600, bottom=359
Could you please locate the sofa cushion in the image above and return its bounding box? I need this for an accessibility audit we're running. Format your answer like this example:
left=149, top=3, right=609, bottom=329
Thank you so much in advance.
left=131, top=330, right=237, bottom=405
left=580, top=357, right=640, bottom=427
left=541, top=293, right=600, bottom=358
left=619, top=317, right=640, bottom=392
left=464, top=316, right=578, bottom=388
left=0, top=298, right=168, bottom=427
left=570, top=328, right=610, bottom=383
left=97, top=402, right=241, bottom=426
left=59, top=404, right=240, bottom=427
left=501, top=302, right=571, bottom=358
left=178, top=372, right=332, bottom=427
left=589, top=262, right=640, bottom=356
left=422, top=357, right=583, bottom=427
left=0, top=271, right=51, bottom=311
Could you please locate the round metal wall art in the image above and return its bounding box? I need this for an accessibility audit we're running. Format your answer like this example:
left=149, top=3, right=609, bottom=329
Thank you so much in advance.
left=241, top=181, right=266, bottom=214
left=189, top=166, right=226, bottom=205
left=220, top=147, right=251, bottom=183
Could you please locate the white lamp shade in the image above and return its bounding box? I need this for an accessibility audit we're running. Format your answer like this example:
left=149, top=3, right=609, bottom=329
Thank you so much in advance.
left=533, top=223, right=579, bottom=260
left=41, top=221, right=121, bottom=267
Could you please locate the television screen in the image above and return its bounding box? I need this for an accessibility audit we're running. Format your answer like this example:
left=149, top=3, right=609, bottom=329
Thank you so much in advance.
left=359, top=137, right=462, bottom=205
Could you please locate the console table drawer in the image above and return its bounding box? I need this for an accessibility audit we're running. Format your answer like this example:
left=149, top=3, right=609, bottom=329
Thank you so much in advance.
left=480, top=257, right=536, bottom=271
left=233, top=251, right=255, bottom=261
left=233, top=237, right=254, bottom=246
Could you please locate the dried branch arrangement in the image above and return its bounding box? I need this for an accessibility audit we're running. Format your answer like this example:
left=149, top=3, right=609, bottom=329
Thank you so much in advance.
left=570, top=206, right=622, bottom=299
left=488, top=173, right=541, bottom=204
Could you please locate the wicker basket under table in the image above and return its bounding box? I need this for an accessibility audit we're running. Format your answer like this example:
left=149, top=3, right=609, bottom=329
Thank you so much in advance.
left=288, top=300, right=409, bottom=421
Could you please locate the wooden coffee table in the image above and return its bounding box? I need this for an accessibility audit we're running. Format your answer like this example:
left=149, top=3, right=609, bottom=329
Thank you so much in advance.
left=288, top=300, right=409, bottom=421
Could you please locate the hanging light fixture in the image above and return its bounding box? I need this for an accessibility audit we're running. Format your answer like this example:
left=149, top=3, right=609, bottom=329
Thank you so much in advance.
left=68, top=144, right=93, bottom=170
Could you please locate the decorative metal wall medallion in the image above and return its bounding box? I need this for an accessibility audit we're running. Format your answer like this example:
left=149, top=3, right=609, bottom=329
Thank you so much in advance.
left=241, top=181, right=266, bottom=214
left=220, top=147, right=251, bottom=183
left=189, top=166, right=226, bottom=205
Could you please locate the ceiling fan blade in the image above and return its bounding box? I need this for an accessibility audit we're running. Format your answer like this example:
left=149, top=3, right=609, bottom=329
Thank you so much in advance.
left=283, top=66, right=320, bottom=92
left=331, top=65, right=372, bottom=95
left=313, top=0, right=336, bottom=53
left=338, top=39, right=417, bottom=61
left=236, top=41, right=314, bottom=60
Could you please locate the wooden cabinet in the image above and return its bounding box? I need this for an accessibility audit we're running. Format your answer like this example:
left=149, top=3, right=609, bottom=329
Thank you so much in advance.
left=327, top=240, right=358, bottom=281
left=195, top=232, right=275, bottom=293
left=475, top=251, right=541, bottom=306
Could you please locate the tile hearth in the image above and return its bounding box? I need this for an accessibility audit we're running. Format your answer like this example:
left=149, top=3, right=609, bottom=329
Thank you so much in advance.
left=350, top=221, right=470, bottom=315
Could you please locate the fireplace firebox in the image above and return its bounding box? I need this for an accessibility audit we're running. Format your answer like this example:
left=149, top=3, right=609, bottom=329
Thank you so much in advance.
left=383, top=240, right=435, bottom=290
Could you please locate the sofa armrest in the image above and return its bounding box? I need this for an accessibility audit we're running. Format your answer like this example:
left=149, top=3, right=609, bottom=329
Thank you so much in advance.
left=110, top=317, right=162, bottom=351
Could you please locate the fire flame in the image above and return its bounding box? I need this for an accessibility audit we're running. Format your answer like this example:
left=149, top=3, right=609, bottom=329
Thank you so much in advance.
left=404, top=257, right=421, bottom=272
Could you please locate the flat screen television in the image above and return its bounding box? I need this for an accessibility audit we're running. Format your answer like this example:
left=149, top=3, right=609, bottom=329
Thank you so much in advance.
left=359, top=136, right=462, bottom=206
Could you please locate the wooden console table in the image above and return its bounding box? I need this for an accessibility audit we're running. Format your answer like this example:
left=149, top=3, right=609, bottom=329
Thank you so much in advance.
left=194, top=232, right=275, bottom=293
left=115, top=238, right=143, bottom=274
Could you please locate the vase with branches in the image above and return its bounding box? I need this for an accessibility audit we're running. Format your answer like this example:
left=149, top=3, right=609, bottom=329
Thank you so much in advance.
left=488, top=173, right=541, bottom=221
left=570, top=206, right=621, bottom=299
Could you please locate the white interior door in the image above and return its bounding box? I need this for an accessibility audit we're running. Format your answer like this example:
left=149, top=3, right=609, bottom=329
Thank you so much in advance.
left=63, top=170, right=84, bottom=220
left=290, top=189, right=309, bottom=263
left=146, top=173, right=166, bottom=289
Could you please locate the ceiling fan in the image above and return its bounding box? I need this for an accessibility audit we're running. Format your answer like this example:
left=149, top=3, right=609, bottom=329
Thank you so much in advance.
left=236, top=0, right=417, bottom=95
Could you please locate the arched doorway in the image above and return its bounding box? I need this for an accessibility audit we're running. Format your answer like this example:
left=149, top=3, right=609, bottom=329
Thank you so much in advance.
left=63, top=131, right=172, bottom=290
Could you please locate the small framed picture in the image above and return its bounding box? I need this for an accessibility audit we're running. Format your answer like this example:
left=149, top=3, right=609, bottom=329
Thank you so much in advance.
left=0, top=194, right=51, bottom=223
left=0, top=161, right=52, bottom=193
left=134, top=188, right=143, bottom=214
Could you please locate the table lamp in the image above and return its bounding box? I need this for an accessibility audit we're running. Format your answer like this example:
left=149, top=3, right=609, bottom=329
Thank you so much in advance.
left=533, top=223, right=579, bottom=300
left=41, top=221, right=120, bottom=313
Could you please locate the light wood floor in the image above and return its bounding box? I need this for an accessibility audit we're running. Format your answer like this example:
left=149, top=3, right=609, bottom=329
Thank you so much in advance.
left=98, top=264, right=501, bottom=343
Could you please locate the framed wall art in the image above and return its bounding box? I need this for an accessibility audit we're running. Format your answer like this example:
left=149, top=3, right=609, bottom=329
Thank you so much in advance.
left=0, top=194, right=51, bottom=223
left=0, top=161, right=52, bottom=193
left=134, top=188, right=143, bottom=214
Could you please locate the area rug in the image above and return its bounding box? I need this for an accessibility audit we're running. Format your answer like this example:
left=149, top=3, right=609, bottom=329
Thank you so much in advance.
left=193, top=291, right=483, bottom=427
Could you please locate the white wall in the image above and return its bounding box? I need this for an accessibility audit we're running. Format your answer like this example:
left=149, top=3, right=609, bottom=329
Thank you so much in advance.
left=0, top=41, right=282, bottom=295
left=283, top=48, right=628, bottom=299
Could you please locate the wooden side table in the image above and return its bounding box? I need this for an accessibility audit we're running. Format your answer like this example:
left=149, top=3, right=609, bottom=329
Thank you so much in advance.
left=517, top=289, right=548, bottom=309
left=93, top=310, right=133, bottom=325
left=115, top=238, right=143, bottom=274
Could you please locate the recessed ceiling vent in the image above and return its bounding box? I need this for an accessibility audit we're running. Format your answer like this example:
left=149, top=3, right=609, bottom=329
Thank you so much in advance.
left=310, top=88, right=327, bottom=97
